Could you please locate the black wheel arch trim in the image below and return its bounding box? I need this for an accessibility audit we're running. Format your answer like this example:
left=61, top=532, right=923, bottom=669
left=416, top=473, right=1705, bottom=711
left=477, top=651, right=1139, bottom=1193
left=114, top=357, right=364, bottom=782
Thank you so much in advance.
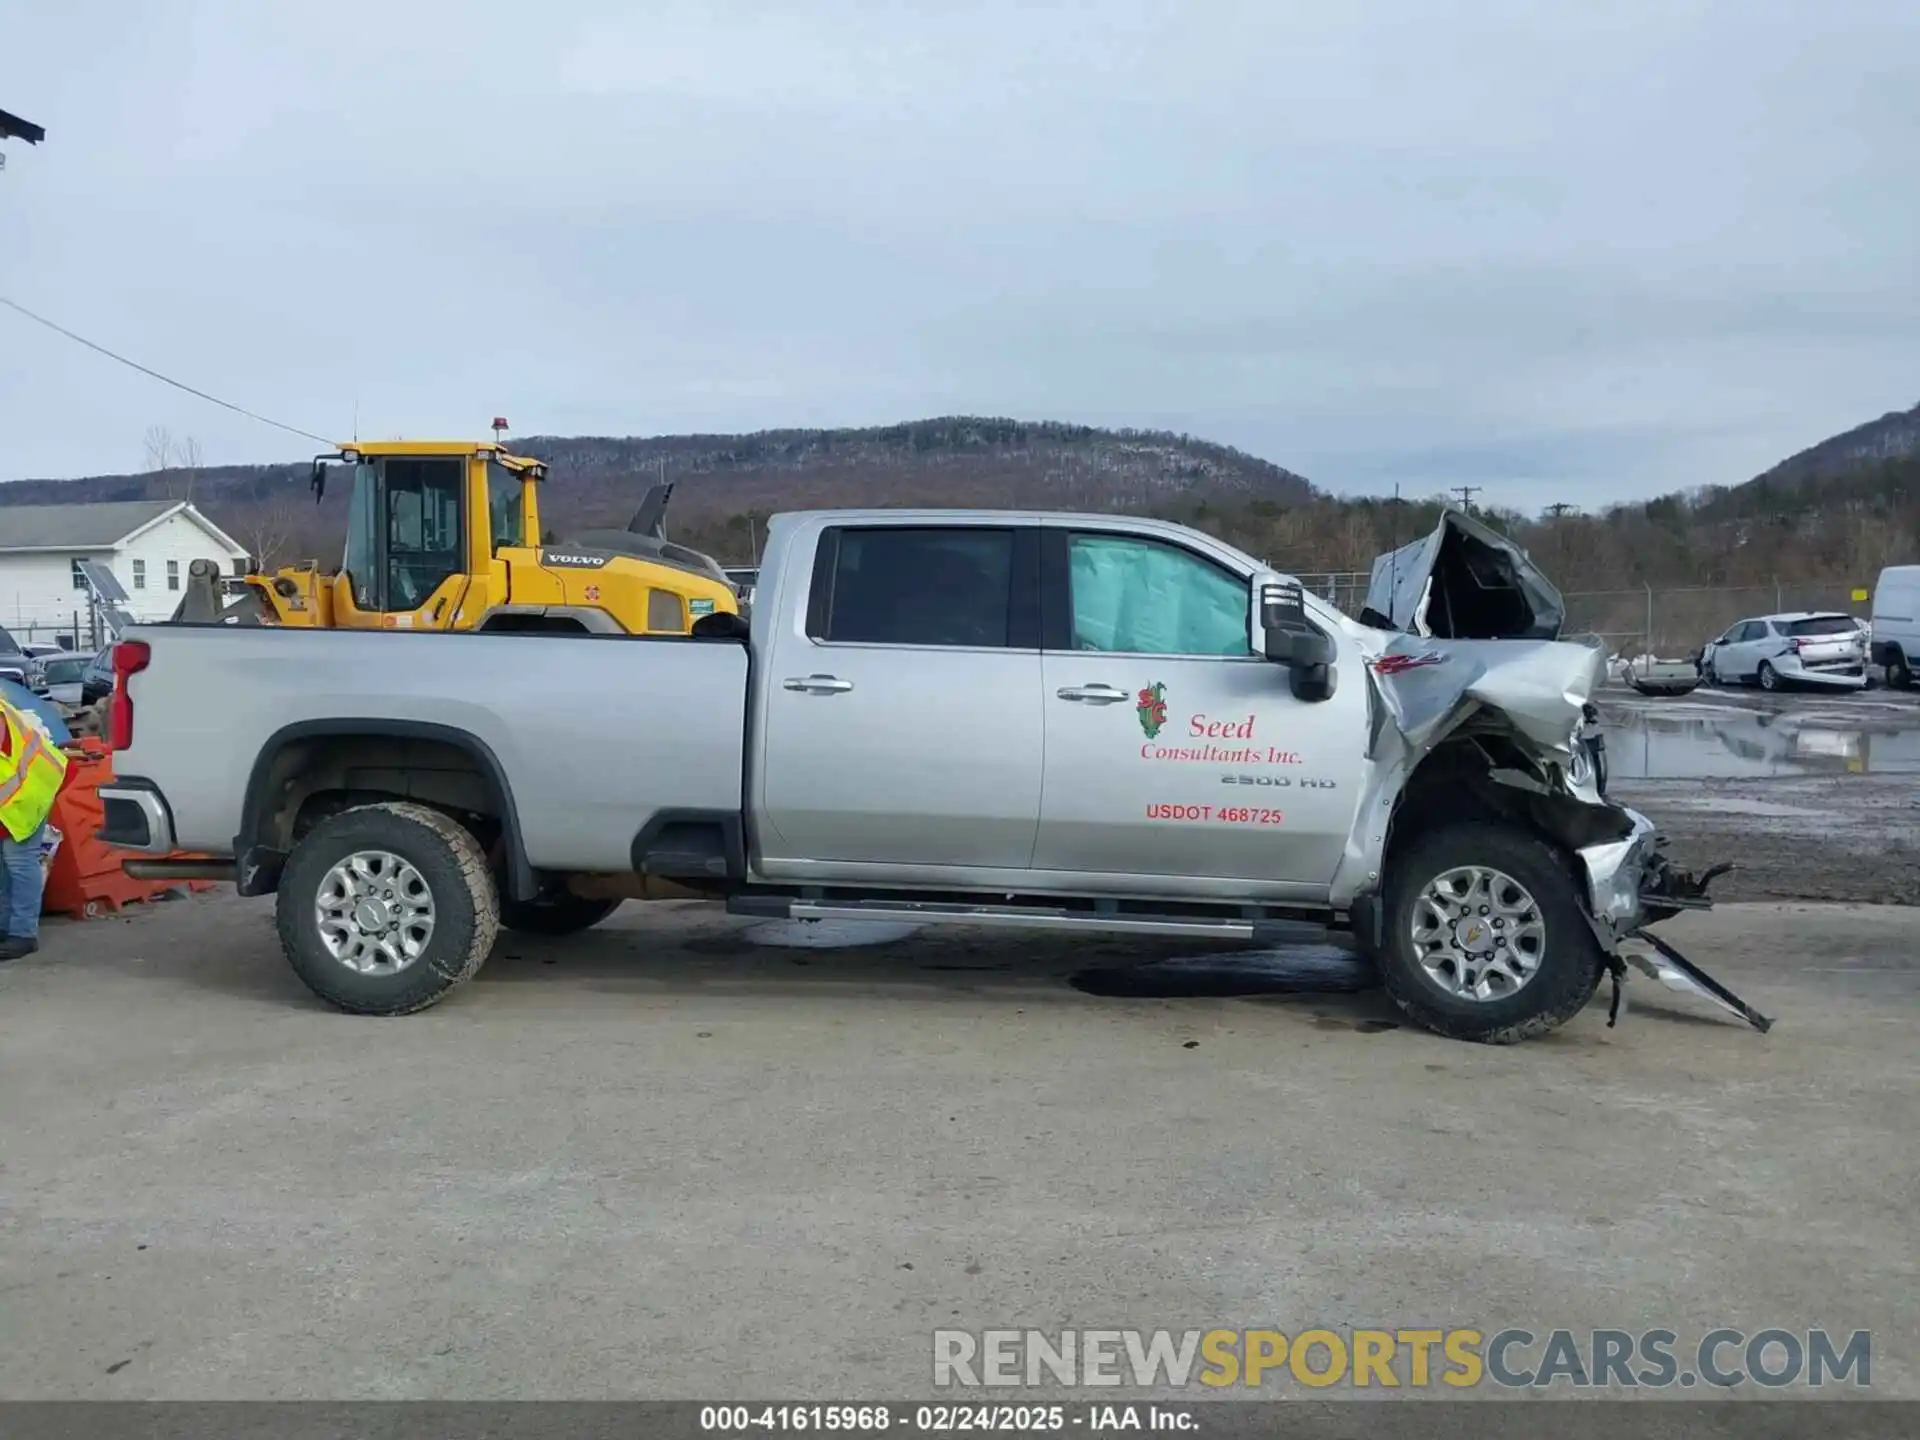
left=236, top=718, right=537, bottom=902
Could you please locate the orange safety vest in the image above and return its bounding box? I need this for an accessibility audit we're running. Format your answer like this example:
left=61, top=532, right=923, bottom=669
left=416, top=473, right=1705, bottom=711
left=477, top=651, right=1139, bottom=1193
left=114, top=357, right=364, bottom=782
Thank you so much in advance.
left=0, top=698, right=69, bottom=842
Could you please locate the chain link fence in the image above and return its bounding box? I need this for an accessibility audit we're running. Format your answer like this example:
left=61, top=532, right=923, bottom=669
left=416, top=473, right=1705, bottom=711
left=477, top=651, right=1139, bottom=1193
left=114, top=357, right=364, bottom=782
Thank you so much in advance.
left=5, top=615, right=111, bottom=653
left=1295, top=572, right=1375, bottom=617
left=1560, top=583, right=1869, bottom=660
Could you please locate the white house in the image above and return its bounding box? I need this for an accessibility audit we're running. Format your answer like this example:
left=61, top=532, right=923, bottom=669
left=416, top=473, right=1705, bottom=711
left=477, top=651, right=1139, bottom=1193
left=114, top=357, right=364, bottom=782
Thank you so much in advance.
left=0, top=499, right=250, bottom=644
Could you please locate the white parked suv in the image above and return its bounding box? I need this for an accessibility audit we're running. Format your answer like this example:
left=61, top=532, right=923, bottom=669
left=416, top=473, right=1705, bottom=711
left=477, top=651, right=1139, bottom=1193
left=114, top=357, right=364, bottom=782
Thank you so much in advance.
left=1700, top=612, right=1868, bottom=691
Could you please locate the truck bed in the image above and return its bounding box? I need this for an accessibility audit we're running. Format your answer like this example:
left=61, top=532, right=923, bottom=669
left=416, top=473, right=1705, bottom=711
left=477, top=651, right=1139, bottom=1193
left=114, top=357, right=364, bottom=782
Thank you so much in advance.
left=112, top=625, right=749, bottom=872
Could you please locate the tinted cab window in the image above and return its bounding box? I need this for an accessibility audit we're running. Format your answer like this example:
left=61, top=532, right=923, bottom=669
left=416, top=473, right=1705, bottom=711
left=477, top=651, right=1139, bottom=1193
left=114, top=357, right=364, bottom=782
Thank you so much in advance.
left=813, top=527, right=1017, bottom=648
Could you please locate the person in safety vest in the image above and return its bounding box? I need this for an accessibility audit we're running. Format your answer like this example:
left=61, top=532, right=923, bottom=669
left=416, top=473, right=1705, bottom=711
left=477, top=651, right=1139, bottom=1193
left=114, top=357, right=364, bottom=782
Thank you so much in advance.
left=0, top=689, right=71, bottom=960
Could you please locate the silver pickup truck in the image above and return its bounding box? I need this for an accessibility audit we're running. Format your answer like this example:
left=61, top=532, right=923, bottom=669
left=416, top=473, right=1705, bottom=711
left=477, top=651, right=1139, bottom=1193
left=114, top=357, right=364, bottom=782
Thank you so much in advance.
left=97, top=506, right=1763, bottom=1043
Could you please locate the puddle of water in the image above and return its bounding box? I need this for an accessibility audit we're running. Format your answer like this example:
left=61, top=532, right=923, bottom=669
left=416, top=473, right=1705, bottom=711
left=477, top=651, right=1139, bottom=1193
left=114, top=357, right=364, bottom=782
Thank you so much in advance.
left=1601, top=701, right=1920, bottom=780
left=1069, top=944, right=1378, bottom=998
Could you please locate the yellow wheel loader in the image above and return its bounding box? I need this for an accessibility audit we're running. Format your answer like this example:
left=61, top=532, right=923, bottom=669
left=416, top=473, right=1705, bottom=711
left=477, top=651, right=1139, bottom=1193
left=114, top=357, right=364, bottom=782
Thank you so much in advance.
left=173, top=438, right=741, bottom=636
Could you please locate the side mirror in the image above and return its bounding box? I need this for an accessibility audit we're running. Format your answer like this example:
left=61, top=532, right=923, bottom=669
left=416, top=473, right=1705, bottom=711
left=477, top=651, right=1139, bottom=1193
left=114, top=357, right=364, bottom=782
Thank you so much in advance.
left=310, top=459, right=328, bottom=503
left=1253, top=577, right=1337, bottom=702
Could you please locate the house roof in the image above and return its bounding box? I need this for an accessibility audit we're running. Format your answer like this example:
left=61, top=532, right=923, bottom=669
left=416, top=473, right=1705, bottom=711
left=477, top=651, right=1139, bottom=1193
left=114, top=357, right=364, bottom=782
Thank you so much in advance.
left=0, top=500, right=246, bottom=556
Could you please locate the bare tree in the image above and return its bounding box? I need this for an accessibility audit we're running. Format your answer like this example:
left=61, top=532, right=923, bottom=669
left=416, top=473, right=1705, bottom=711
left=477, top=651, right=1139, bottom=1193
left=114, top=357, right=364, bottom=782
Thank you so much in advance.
left=177, top=435, right=202, bottom=502
left=142, top=425, right=203, bottom=500
left=241, top=493, right=301, bottom=572
left=143, top=424, right=175, bottom=474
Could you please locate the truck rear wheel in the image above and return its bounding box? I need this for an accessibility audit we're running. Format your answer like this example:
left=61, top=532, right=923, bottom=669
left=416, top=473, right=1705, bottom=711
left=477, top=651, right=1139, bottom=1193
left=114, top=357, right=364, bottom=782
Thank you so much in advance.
left=276, top=801, right=499, bottom=1015
left=499, top=893, right=622, bottom=936
left=1378, top=823, right=1605, bottom=1044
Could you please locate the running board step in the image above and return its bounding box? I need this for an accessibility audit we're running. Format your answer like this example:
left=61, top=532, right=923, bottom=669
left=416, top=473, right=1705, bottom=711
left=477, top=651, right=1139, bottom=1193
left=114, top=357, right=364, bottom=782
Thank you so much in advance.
left=727, top=895, right=1350, bottom=948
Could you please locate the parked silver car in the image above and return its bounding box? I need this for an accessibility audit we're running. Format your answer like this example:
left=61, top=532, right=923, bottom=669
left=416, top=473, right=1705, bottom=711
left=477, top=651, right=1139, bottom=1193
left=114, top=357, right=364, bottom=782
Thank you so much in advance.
left=33, top=651, right=92, bottom=707
left=1700, top=612, right=1868, bottom=691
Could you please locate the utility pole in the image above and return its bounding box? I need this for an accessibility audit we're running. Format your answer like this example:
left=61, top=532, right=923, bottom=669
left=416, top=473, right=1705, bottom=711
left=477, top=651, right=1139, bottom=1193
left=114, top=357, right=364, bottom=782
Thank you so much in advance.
left=1452, top=485, right=1481, bottom=513
left=1542, top=502, right=1580, bottom=582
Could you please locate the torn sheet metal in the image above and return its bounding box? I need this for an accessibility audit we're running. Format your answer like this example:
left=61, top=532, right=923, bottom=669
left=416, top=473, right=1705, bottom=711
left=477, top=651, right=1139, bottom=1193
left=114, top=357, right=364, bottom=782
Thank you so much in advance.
left=1361, top=507, right=1565, bottom=641
left=1626, top=928, right=1775, bottom=1033
left=1356, top=507, right=1603, bottom=755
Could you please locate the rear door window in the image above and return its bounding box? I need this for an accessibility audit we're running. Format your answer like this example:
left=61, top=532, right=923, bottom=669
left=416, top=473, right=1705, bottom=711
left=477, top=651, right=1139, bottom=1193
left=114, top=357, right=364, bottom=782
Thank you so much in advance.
left=812, top=527, right=1021, bottom=648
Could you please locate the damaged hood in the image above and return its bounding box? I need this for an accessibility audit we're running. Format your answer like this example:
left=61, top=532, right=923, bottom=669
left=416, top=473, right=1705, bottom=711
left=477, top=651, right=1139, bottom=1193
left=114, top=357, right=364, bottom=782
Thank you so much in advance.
left=1362, top=508, right=1565, bottom=641
left=1357, top=509, right=1600, bottom=753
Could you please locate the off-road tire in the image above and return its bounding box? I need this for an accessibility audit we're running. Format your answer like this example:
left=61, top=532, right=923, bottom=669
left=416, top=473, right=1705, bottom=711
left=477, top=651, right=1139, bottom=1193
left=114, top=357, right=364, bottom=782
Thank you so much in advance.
left=1379, top=823, right=1607, bottom=1045
left=1758, top=661, right=1782, bottom=692
left=276, top=801, right=499, bottom=1015
left=499, top=893, right=622, bottom=936
left=1888, top=649, right=1913, bottom=691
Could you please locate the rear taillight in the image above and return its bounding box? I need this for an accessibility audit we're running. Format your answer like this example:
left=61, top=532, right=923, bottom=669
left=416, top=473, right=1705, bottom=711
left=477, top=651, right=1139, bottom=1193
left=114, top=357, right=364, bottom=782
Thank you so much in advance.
left=108, top=640, right=151, bottom=751
left=1786, top=638, right=1803, bottom=653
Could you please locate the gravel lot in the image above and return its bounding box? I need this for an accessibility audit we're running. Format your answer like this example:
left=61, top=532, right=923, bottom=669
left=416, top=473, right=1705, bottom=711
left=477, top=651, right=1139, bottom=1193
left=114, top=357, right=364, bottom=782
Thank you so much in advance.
left=1, top=888, right=1914, bottom=1400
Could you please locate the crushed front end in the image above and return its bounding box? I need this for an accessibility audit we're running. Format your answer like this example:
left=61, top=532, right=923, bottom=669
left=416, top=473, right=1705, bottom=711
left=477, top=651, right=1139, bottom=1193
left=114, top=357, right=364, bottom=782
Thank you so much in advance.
left=1356, top=507, right=1772, bottom=1035
left=1559, top=705, right=1770, bottom=1032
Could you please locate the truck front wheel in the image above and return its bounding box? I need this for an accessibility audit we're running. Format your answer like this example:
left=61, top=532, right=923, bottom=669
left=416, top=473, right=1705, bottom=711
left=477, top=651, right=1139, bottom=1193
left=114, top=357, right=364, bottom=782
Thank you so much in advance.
left=276, top=801, right=500, bottom=1015
left=1379, top=823, right=1605, bottom=1044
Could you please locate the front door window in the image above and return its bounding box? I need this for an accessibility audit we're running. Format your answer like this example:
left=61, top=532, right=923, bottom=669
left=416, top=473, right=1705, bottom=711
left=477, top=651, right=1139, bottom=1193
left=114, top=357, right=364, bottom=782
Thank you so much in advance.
left=1067, top=533, right=1250, bottom=656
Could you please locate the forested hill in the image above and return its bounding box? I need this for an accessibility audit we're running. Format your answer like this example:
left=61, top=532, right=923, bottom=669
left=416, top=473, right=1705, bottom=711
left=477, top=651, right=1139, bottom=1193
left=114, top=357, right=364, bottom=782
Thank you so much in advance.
left=0, top=418, right=1314, bottom=567
left=2, top=409, right=1915, bottom=591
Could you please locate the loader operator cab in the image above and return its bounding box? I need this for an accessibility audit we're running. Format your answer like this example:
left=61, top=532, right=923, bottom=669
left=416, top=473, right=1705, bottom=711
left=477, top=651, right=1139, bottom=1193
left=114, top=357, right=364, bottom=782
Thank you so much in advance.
left=313, top=441, right=545, bottom=625
left=339, top=455, right=465, bottom=612
left=293, top=437, right=739, bottom=636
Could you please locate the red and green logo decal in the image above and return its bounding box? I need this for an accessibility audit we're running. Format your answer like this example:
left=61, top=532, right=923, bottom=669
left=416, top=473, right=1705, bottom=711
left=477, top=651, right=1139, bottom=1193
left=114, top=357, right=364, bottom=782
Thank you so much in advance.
left=1137, top=681, right=1169, bottom=738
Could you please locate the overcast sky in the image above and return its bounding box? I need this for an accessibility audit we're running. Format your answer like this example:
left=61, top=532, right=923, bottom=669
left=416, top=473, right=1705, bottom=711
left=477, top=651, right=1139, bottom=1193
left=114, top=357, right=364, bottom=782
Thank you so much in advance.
left=2, top=0, right=1916, bottom=509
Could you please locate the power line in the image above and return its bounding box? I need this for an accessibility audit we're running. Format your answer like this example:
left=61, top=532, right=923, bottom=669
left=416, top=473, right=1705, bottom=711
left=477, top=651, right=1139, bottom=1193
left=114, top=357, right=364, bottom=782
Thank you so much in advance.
left=1452, top=485, right=1482, bottom=512
left=0, top=295, right=334, bottom=446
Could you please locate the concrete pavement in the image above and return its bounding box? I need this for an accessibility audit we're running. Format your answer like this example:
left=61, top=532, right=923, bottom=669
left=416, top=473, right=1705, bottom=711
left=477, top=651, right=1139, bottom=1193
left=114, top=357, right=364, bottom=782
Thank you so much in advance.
left=1, top=894, right=1913, bottom=1399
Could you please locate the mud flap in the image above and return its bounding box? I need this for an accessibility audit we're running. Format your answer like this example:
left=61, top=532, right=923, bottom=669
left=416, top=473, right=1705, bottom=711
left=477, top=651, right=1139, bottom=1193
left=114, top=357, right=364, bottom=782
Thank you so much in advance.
left=1625, top=928, right=1775, bottom=1033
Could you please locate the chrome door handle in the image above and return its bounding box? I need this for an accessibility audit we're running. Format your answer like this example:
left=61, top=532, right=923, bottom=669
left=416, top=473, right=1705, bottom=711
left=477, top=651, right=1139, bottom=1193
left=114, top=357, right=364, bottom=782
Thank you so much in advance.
left=1056, top=684, right=1129, bottom=704
left=783, top=674, right=854, bottom=694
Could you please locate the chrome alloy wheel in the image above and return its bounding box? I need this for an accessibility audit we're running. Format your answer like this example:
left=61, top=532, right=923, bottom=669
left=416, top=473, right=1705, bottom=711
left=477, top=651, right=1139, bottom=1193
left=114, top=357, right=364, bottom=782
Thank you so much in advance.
left=314, top=849, right=437, bottom=975
left=1409, top=865, right=1546, bottom=1001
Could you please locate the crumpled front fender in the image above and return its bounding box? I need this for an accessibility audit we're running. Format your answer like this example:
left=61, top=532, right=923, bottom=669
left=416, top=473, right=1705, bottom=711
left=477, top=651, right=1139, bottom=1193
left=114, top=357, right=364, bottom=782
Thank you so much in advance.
left=1369, top=633, right=1608, bottom=757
